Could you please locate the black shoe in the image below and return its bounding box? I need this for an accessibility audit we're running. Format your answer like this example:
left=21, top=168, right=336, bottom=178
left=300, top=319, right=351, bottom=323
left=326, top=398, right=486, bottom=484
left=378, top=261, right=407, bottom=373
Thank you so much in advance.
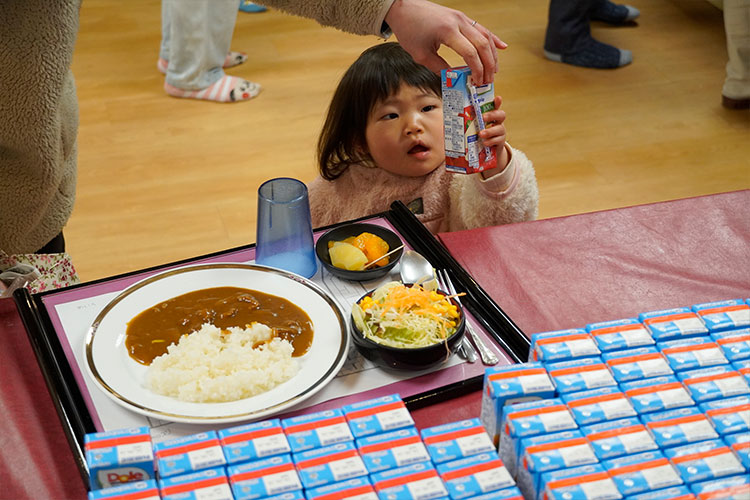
left=591, top=1, right=640, bottom=24
left=544, top=37, right=632, bottom=69
left=722, top=95, right=750, bottom=110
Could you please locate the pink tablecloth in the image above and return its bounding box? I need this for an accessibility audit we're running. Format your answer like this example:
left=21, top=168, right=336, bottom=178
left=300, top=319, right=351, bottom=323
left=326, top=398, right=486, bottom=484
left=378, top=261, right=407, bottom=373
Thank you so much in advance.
left=0, top=297, right=87, bottom=499
left=438, top=190, right=750, bottom=337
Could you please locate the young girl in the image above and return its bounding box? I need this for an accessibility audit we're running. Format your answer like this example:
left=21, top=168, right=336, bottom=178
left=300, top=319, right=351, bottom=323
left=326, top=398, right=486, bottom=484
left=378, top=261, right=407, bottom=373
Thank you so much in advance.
left=307, top=42, right=538, bottom=234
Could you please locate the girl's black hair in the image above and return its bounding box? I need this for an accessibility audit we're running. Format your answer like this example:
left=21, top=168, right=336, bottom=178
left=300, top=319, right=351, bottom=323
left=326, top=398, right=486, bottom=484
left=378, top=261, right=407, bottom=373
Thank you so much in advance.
left=317, top=42, right=442, bottom=180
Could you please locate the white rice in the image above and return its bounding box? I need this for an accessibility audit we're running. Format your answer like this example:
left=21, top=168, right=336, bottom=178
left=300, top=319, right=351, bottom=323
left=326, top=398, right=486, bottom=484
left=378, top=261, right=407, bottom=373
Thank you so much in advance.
left=146, top=322, right=298, bottom=403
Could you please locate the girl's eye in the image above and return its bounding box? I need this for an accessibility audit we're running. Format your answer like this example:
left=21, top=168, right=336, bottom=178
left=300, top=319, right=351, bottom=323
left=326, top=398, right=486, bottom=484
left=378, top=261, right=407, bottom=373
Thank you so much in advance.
left=381, top=112, right=398, bottom=120
left=422, top=105, right=438, bottom=112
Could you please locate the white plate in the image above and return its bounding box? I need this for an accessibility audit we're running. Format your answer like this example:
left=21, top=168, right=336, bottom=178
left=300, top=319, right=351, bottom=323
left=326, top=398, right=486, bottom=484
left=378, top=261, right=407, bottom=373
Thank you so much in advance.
left=84, top=263, right=349, bottom=424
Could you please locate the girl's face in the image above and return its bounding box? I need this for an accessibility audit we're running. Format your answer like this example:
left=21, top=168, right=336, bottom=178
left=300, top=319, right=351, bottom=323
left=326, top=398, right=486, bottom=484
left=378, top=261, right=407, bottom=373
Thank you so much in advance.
left=364, top=83, right=444, bottom=177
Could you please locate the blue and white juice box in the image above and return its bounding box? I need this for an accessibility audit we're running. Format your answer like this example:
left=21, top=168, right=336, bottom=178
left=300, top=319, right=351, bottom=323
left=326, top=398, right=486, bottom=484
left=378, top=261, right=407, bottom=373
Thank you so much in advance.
left=641, top=407, right=719, bottom=449
left=153, top=431, right=225, bottom=478
left=545, top=357, right=617, bottom=395
left=664, top=439, right=745, bottom=484
left=689, top=474, right=750, bottom=499
left=657, top=337, right=728, bottom=372
left=580, top=417, right=658, bottom=460
left=617, top=485, right=694, bottom=500
left=603, top=450, right=683, bottom=497
left=529, top=329, right=600, bottom=363
left=84, top=427, right=155, bottom=490
left=723, top=432, right=750, bottom=470
left=602, top=347, right=673, bottom=383
left=586, top=318, right=654, bottom=352
left=282, top=408, right=353, bottom=453
left=677, top=365, right=750, bottom=404
left=87, top=480, right=159, bottom=500
left=562, top=387, right=638, bottom=426
left=226, top=454, right=302, bottom=500
left=712, top=328, right=750, bottom=363
left=356, top=427, right=430, bottom=474
left=421, top=418, right=495, bottom=465
left=462, top=487, right=523, bottom=500
left=639, top=308, right=708, bottom=342
left=370, top=462, right=448, bottom=500
left=498, top=398, right=577, bottom=477
left=479, top=363, right=555, bottom=446
left=620, top=375, right=695, bottom=414
left=734, top=359, right=750, bottom=383
left=517, top=430, right=598, bottom=500
left=698, top=395, right=750, bottom=436
left=692, top=299, right=750, bottom=332
left=158, top=467, right=233, bottom=500
left=218, top=418, right=291, bottom=465
left=436, top=452, right=514, bottom=499
left=305, top=477, right=378, bottom=500
left=292, top=441, right=368, bottom=489
left=539, top=464, right=622, bottom=500
left=342, top=394, right=414, bottom=439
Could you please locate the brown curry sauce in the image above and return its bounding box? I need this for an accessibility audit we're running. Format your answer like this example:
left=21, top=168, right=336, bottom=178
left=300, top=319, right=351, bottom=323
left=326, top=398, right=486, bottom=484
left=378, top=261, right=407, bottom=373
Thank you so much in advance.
left=125, top=286, right=314, bottom=365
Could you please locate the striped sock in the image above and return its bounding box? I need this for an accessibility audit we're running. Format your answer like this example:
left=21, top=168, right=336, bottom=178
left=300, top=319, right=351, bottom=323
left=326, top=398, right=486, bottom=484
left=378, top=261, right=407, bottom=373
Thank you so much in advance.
left=164, top=75, right=261, bottom=103
left=157, top=51, right=248, bottom=74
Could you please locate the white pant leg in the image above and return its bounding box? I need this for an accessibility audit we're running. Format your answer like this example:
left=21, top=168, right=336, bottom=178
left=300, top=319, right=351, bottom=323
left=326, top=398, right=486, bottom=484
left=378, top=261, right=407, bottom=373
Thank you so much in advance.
left=723, top=0, right=750, bottom=99
left=159, top=0, right=171, bottom=61
left=163, top=0, right=241, bottom=90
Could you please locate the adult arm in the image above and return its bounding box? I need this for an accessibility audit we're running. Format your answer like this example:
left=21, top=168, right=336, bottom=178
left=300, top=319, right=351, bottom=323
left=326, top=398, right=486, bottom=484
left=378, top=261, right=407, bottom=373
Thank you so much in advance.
left=258, top=0, right=506, bottom=83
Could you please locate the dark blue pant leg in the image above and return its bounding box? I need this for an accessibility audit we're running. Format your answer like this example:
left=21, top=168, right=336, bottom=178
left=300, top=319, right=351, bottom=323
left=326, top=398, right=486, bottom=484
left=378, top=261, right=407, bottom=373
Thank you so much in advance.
left=544, top=0, right=599, bottom=54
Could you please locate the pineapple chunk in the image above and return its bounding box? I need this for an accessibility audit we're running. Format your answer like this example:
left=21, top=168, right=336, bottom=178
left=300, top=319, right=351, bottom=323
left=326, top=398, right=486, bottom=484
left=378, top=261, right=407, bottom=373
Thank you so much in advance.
left=329, top=241, right=368, bottom=271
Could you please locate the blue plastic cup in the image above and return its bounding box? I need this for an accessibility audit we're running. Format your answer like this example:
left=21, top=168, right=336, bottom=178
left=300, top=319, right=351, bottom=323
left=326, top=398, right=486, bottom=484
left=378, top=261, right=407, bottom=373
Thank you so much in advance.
left=255, top=178, right=317, bottom=278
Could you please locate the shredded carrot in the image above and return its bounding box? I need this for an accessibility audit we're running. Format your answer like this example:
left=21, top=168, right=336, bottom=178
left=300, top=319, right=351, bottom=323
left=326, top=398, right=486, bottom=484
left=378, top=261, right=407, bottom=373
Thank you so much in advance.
left=362, top=284, right=459, bottom=341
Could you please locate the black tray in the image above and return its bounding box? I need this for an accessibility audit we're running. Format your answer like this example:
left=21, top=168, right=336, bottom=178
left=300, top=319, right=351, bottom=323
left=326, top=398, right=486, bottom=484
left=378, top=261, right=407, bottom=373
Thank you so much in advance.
left=13, top=201, right=529, bottom=487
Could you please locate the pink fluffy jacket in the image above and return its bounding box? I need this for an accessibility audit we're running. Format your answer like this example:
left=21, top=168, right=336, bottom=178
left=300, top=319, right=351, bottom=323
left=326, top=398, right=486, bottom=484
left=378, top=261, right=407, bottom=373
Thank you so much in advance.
left=308, top=144, right=538, bottom=233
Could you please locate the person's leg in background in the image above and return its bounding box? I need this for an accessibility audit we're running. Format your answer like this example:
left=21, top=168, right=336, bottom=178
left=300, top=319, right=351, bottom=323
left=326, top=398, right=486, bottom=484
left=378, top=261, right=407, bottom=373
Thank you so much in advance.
left=160, top=0, right=260, bottom=102
left=158, top=0, right=248, bottom=75
left=544, top=0, right=634, bottom=69
left=722, top=0, right=750, bottom=109
left=590, top=0, right=640, bottom=25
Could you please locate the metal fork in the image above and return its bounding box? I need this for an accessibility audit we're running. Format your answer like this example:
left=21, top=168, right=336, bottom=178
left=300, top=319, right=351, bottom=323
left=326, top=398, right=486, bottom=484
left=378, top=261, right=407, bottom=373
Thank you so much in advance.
left=436, top=272, right=477, bottom=363
left=437, top=269, right=499, bottom=365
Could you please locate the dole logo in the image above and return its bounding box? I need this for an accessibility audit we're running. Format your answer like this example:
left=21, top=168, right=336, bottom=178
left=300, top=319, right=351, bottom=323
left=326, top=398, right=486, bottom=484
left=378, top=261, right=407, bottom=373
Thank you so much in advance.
left=97, top=467, right=149, bottom=487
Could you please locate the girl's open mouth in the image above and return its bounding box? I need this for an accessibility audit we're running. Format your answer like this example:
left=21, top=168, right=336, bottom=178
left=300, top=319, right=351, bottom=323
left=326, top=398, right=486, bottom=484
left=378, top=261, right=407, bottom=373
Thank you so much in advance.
left=408, top=144, right=429, bottom=155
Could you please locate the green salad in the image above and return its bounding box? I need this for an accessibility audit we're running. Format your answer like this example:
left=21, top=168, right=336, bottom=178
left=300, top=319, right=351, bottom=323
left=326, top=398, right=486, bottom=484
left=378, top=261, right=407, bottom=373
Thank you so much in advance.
left=352, top=281, right=461, bottom=348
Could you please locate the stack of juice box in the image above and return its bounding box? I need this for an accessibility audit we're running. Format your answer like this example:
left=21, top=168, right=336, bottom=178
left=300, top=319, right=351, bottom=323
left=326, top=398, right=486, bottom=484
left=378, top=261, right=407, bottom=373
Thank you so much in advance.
left=85, top=394, right=524, bottom=500
left=479, top=298, right=750, bottom=500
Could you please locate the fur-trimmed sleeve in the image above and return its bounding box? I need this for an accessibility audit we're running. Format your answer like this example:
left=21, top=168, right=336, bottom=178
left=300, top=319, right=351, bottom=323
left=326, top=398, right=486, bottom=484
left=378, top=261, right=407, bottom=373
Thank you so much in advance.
left=308, top=176, right=346, bottom=229
left=258, top=0, right=395, bottom=37
left=447, top=144, right=539, bottom=232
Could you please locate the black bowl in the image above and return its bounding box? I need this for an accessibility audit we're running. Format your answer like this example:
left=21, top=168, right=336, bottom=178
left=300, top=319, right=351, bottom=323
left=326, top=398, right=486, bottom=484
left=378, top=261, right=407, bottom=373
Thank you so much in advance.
left=315, top=223, right=403, bottom=281
left=349, top=287, right=466, bottom=371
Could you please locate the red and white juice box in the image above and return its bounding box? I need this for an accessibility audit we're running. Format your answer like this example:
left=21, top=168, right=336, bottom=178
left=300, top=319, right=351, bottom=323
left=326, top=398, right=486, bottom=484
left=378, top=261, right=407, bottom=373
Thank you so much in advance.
left=441, top=66, right=496, bottom=174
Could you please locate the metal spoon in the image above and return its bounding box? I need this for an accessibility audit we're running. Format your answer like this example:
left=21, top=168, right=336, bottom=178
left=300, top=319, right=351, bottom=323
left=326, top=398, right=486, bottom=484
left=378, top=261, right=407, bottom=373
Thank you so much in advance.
left=399, top=250, right=435, bottom=284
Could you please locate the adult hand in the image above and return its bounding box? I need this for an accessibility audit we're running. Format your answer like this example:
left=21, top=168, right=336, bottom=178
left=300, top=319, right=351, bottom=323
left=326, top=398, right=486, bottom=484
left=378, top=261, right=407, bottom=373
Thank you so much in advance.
left=384, top=0, right=507, bottom=84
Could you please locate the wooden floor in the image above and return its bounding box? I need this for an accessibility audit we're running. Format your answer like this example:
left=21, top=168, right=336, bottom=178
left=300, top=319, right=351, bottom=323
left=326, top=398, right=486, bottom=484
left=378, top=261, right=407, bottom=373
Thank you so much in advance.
left=68, top=0, right=749, bottom=282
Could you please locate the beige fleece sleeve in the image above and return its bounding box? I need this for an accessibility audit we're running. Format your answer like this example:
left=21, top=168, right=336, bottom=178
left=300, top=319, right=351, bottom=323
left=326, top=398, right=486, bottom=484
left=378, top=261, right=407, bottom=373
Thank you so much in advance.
left=447, top=144, right=539, bottom=232
left=0, top=0, right=80, bottom=254
left=258, top=0, right=395, bottom=36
